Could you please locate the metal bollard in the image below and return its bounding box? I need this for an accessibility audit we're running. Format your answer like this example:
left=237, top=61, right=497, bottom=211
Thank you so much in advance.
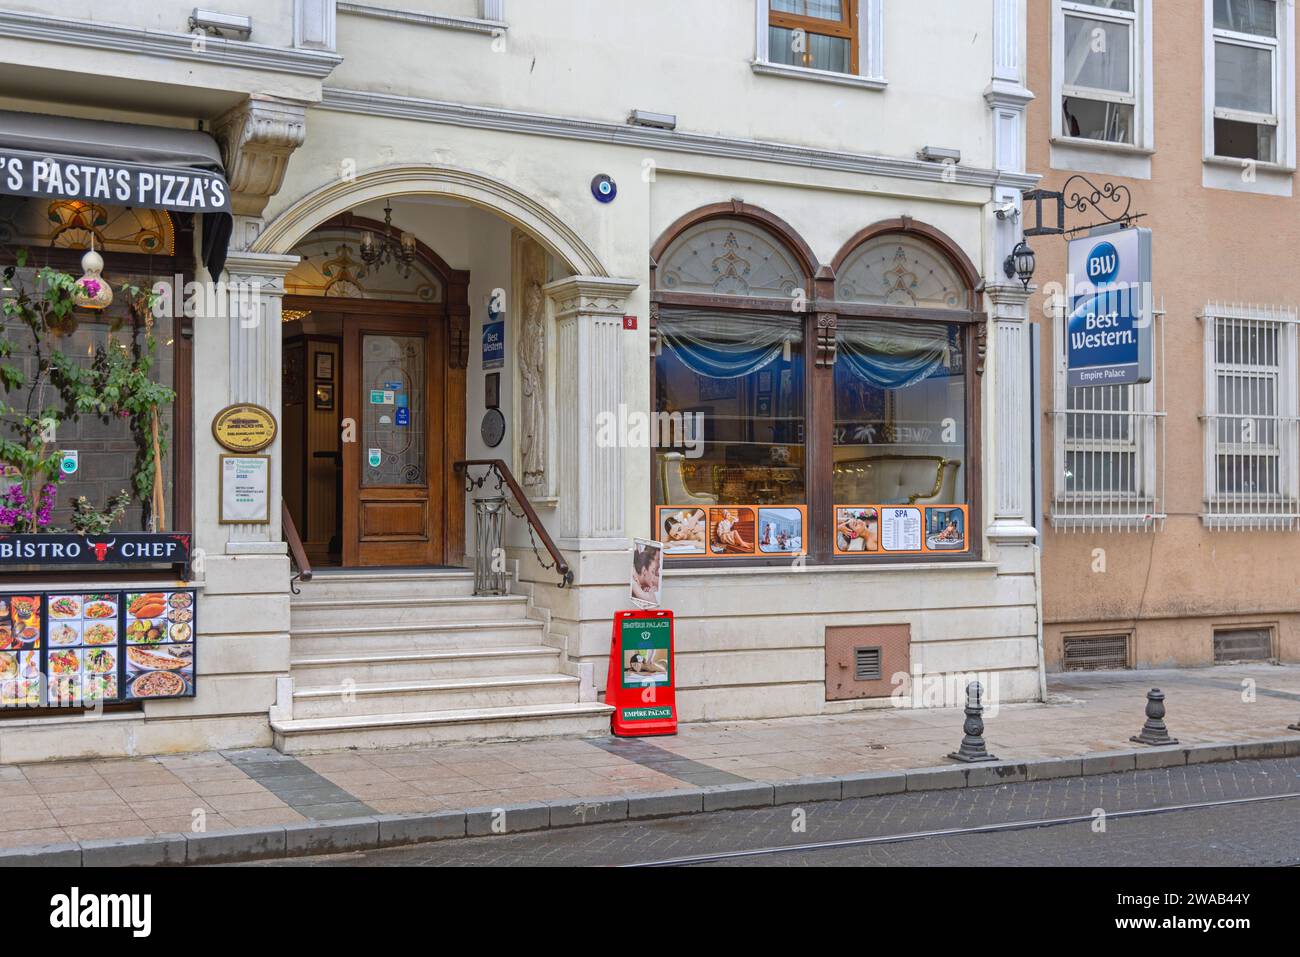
left=1130, top=688, right=1179, bottom=746
left=948, top=681, right=997, bottom=763
left=473, top=496, right=508, bottom=596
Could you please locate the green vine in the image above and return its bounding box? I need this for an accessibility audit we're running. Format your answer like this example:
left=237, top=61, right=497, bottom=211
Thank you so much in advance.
left=0, top=250, right=174, bottom=531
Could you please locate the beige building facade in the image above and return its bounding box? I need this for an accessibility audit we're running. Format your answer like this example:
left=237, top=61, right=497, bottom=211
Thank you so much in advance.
left=0, top=1, right=1047, bottom=762
left=1028, top=0, right=1300, bottom=671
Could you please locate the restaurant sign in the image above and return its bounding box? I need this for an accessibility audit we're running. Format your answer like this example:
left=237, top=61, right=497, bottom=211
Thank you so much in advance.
left=0, top=151, right=230, bottom=213
left=0, top=533, right=191, bottom=569
left=212, top=403, right=278, bottom=453
left=1066, top=225, right=1153, bottom=387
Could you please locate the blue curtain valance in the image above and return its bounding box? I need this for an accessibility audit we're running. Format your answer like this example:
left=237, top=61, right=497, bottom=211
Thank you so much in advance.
left=657, top=311, right=799, bottom=380
left=837, top=320, right=953, bottom=390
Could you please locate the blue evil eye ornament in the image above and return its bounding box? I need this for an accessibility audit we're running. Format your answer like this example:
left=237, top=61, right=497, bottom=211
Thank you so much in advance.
left=591, top=174, right=617, bottom=204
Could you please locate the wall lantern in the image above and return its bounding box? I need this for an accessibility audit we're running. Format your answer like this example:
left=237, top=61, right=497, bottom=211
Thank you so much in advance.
left=1003, top=240, right=1036, bottom=291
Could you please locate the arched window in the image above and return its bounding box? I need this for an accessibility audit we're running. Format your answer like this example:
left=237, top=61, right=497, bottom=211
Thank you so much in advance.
left=835, top=234, right=969, bottom=310
left=829, top=226, right=980, bottom=559
left=651, top=210, right=812, bottom=559
left=657, top=218, right=807, bottom=300
left=651, top=210, right=981, bottom=565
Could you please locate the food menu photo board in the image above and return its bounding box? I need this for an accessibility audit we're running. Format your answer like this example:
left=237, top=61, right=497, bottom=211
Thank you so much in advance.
left=47, top=593, right=121, bottom=706
left=656, top=504, right=807, bottom=559
left=124, top=591, right=195, bottom=701
left=834, top=504, right=970, bottom=556
left=0, top=595, right=41, bottom=707
left=0, top=589, right=197, bottom=710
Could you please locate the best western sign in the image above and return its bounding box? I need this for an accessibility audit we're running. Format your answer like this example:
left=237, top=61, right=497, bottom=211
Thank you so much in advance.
left=1066, top=226, right=1153, bottom=387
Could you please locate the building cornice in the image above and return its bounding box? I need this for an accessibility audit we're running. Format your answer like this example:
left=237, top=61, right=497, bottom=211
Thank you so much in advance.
left=318, top=87, right=1041, bottom=191
left=0, top=10, right=342, bottom=79
left=337, top=2, right=507, bottom=35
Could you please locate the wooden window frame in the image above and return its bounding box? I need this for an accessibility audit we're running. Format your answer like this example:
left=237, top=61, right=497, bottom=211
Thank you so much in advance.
left=650, top=205, right=984, bottom=568
left=768, top=0, right=860, bottom=75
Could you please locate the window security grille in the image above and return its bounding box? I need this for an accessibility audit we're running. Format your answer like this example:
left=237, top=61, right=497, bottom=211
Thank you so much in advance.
left=1201, top=304, right=1300, bottom=530
left=1062, top=634, right=1130, bottom=671
left=1212, top=627, right=1274, bottom=662
left=1049, top=298, right=1166, bottom=532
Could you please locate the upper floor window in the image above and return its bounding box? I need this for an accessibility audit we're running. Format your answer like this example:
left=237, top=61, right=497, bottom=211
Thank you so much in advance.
left=1210, top=0, right=1283, bottom=162
left=767, top=1, right=858, bottom=75
left=1201, top=304, right=1300, bottom=529
left=754, top=0, right=883, bottom=87
left=1058, top=0, right=1141, bottom=145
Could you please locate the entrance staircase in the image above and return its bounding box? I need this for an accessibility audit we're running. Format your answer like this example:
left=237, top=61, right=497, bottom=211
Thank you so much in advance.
left=270, top=569, right=611, bottom=753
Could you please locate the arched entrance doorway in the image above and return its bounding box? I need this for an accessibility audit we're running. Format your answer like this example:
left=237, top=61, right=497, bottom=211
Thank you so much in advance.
left=281, top=210, right=469, bottom=567
left=260, top=165, right=616, bottom=570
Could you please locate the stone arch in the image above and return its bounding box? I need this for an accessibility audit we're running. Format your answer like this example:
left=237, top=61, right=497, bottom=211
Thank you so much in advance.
left=253, top=163, right=609, bottom=277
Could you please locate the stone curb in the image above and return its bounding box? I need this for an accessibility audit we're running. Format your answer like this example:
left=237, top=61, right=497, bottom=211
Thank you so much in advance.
left=3, top=736, right=1296, bottom=867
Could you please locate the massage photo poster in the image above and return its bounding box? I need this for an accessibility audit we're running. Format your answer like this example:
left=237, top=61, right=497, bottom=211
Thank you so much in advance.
left=654, top=504, right=807, bottom=559
left=834, top=504, right=969, bottom=555
left=630, top=538, right=664, bottom=609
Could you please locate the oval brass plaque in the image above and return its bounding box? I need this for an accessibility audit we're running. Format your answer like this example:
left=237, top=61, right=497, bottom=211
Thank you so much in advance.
left=212, top=403, right=278, bottom=453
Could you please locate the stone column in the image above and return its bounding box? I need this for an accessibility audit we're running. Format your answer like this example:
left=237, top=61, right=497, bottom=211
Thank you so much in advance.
left=544, top=275, right=639, bottom=552
left=985, top=281, right=1037, bottom=546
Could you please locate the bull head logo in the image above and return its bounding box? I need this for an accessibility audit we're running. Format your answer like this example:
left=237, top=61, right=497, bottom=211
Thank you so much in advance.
left=89, top=539, right=117, bottom=562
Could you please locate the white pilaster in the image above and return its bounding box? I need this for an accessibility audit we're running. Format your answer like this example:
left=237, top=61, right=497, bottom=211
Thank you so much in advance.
left=983, top=0, right=1038, bottom=547
left=985, top=0, right=1035, bottom=269
left=545, top=276, right=639, bottom=551
left=986, top=283, right=1038, bottom=545
left=294, top=0, right=336, bottom=50
left=222, top=252, right=299, bottom=552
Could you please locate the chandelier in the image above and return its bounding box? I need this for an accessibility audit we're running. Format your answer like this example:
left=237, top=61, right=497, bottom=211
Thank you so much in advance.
left=359, top=202, right=416, bottom=278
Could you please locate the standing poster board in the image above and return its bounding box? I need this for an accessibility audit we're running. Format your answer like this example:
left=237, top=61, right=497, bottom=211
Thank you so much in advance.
left=606, top=609, right=677, bottom=736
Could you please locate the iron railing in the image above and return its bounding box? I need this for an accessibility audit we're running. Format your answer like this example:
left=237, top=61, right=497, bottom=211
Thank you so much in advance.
left=453, top=459, right=573, bottom=588
left=282, top=500, right=313, bottom=594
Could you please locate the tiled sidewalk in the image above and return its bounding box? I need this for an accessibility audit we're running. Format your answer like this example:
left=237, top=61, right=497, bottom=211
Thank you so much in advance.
left=1, top=664, right=1297, bottom=852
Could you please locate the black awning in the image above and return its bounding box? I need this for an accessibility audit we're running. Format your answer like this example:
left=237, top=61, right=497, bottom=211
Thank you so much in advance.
left=0, top=109, right=232, bottom=275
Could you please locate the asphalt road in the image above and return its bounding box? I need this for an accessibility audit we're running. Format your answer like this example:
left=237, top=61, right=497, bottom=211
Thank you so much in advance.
left=242, top=756, right=1300, bottom=867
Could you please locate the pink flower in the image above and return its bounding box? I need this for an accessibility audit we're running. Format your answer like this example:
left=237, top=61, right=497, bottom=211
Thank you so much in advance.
left=79, top=278, right=102, bottom=297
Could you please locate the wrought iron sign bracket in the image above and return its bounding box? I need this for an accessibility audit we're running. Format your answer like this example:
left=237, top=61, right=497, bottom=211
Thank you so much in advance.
left=1022, top=175, right=1147, bottom=240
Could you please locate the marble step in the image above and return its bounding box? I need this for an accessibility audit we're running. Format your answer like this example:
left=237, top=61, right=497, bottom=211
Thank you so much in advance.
left=291, top=674, right=583, bottom=719
left=289, top=644, right=565, bottom=684
left=272, top=701, right=614, bottom=753
left=289, top=618, right=546, bottom=655
left=293, top=569, right=477, bottom=601
left=289, top=594, right=530, bottom=628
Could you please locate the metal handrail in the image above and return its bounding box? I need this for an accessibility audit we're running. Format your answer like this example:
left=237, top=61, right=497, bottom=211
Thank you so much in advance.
left=282, top=500, right=313, bottom=593
left=453, top=459, right=573, bottom=587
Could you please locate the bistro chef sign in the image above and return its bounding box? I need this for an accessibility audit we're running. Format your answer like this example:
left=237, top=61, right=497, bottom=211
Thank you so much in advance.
left=1066, top=226, right=1153, bottom=387
left=0, top=533, right=191, bottom=567
left=0, top=153, right=231, bottom=213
